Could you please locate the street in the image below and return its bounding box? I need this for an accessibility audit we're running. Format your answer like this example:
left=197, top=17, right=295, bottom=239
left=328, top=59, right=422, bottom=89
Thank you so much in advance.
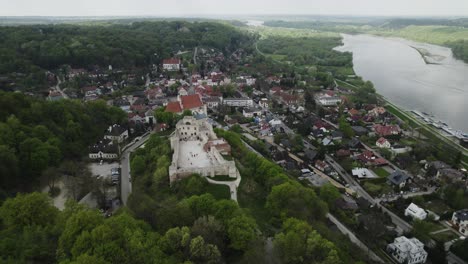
left=120, top=132, right=152, bottom=205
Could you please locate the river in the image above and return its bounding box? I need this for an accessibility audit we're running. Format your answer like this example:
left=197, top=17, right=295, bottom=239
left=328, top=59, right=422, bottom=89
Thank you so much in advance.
left=335, top=34, right=468, bottom=133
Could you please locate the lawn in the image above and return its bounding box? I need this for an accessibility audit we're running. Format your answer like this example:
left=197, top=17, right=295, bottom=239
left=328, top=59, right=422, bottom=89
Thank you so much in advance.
left=431, top=230, right=458, bottom=243
left=373, top=167, right=390, bottom=178
left=423, top=199, right=452, bottom=215
left=205, top=183, right=231, bottom=200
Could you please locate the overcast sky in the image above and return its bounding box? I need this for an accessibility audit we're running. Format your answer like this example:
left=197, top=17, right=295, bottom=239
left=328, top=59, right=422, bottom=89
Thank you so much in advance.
left=1, top=0, right=468, bottom=17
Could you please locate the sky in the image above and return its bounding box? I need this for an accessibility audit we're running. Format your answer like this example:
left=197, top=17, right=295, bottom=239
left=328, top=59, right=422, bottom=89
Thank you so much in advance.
left=1, top=0, right=468, bottom=17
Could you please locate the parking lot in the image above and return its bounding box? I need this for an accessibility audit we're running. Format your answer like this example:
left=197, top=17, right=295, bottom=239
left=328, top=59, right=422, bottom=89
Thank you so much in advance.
left=88, top=162, right=120, bottom=180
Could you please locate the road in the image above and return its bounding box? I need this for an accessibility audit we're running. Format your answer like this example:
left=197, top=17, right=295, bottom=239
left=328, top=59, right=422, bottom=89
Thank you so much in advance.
left=327, top=213, right=384, bottom=263
left=325, top=154, right=412, bottom=233
left=120, top=132, right=152, bottom=205
left=53, top=77, right=69, bottom=99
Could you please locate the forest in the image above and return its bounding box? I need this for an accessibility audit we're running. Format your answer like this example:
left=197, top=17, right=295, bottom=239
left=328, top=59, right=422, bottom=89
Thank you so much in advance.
left=0, top=91, right=126, bottom=197
left=0, top=21, right=256, bottom=90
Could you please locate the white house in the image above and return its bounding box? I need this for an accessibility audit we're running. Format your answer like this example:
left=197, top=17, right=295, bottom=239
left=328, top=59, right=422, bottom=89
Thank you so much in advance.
left=376, top=137, right=391, bottom=148
left=387, top=236, right=428, bottom=264
left=405, top=203, right=427, bottom=220
left=242, top=107, right=262, bottom=118
left=203, top=96, right=221, bottom=109
left=452, top=209, right=468, bottom=236
left=104, top=124, right=128, bottom=143
left=162, top=58, right=181, bottom=71
left=259, top=98, right=269, bottom=109
left=89, top=139, right=119, bottom=160
left=316, top=96, right=342, bottom=106
left=223, top=97, right=254, bottom=107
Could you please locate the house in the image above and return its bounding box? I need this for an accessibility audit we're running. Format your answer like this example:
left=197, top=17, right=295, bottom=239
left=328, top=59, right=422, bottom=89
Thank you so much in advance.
left=203, top=96, right=221, bottom=109
left=405, top=203, right=427, bottom=220
left=145, top=87, right=164, bottom=100
left=348, top=138, right=362, bottom=149
left=386, top=236, right=428, bottom=264
left=352, top=168, right=377, bottom=179
left=369, top=107, right=386, bottom=117
left=304, top=149, right=318, bottom=161
left=316, top=95, right=342, bottom=106
left=166, top=94, right=206, bottom=115
left=376, top=137, right=391, bottom=148
left=331, top=131, right=344, bottom=141
left=104, top=124, right=128, bottom=143
left=242, top=107, right=262, bottom=118
left=335, top=196, right=359, bottom=210
left=269, top=86, right=282, bottom=95
left=47, top=90, right=64, bottom=101
left=162, top=58, right=181, bottom=71
left=388, top=170, right=410, bottom=188
left=336, top=149, right=351, bottom=158
left=451, top=209, right=468, bottom=236
left=315, top=160, right=329, bottom=172
left=89, top=139, right=119, bottom=160
left=223, top=97, right=254, bottom=107
left=352, top=126, right=368, bottom=136
left=437, top=168, right=465, bottom=182
left=374, top=124, right=401, bottom=137
left=348, top=108, right=361, bottom=116
left=259, top=98, right=269, bottom=109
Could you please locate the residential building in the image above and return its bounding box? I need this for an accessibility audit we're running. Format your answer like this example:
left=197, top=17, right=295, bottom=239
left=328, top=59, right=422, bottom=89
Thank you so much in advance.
left=104, top=124, right=128, bottom=143
left=259, top=98, right=269, bottom=109
left=165, top=94, right=207, bottom=115
left=203, top=96, right=221, bottom=109
left=223, top=97, right=254, bottom=107
left=374, top=124, right=401, bottom=137
left=315, top=94, right=342, bottom=106
left=89, top=139, right=119, bottom=160
left=388, top=170, right=410, bottom=188
left=162, top=58, right=181, bottom=71
left=451, top=209, right=468, bottom=236
left=387, top=236, right=428, bottom=264
left=242, top=107, right=262, bottom=118
left=376, top=137, right=391, bottom=148
left=405, top=203, right=427, bottom=220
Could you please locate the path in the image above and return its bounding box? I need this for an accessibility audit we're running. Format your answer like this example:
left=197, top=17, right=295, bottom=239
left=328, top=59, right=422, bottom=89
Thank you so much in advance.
left=327, top=213, right=385, bottom=263
left=206, top=176, right=241, bottom=202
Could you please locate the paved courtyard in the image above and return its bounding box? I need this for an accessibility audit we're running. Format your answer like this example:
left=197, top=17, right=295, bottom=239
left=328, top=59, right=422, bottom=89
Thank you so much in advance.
left=88, top=162, right=120, bottom=179
left=178, top=140, right=220, bottom=168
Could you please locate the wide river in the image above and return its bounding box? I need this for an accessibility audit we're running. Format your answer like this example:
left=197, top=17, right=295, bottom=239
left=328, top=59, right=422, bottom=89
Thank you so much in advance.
left=335, top=34, right=468, bottom=133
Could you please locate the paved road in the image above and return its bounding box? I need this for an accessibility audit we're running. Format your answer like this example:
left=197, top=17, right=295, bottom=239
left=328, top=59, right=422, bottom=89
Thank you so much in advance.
left=327, top=213, right=384, bottom=263
left=120, top=132, right=152, bottom=205
left=325, top=154, right=412, bottom=233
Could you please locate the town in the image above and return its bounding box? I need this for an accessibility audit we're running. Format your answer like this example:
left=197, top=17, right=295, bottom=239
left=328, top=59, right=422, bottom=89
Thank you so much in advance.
left=0, top=18, right=467, bottom=264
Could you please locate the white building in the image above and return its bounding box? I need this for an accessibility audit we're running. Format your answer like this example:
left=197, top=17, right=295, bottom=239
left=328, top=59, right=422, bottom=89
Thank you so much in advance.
left=316, top=95, right=342, bottom=106
left=405, top=203, right=427, bottom=220
left=376, top=137, right=391, bottom=148
left=452, top=209, right=468, bottom=236
left=223, top=97, right=254, bottom=107
left=387, top=236, right=428, bottom=264
left=242, top=107, right=262, bottom=118
left=162, top=58, right=181, bottom=71
left=89, top=139, right=119, bottom=160
left=104, top=124, right=128, bottom=143
left=259, top=98, right=269, bottom=109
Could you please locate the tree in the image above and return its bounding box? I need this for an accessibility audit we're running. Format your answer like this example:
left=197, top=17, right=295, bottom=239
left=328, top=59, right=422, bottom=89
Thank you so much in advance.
left=319, top=183, right=341, bottom=210
left=131, top=155, right=146, bottom=176
left=192, top=215, right=226, bottom=251
left=274, top=218, right=342, bottom=264
left=0, top=192, right=59, bottom=228
left=189, top=236, right=221, bottom=264
left=226, top=214, right=258, bottom=251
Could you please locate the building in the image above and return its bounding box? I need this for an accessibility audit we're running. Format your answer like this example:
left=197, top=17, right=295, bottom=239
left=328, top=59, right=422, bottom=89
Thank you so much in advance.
left=374, top=124, right=401, bottom=137
left=315, top=94, right=342, bottom=106
left=89, top=139, right=119, bottom=160
left=165, top=94, right=207, bottom=115
left=104, top=124, right=128, bottom=143
left=387, top=236, right=428, bottom=264
left=168, top=116, right=240, bottom=183
left=203, top=96, right=221, bottom=109
left=376, top=137, right=391, bottom=148
left=405, top=203, right=427, bottom=220
left=451, top=209, right=468, bottom=236
left=223, top=97, right=254, bottom=107
left=388, top=170, right=410, bottom=188
left=162, top=58, right=181, bottom=71
left=242, top=107, right=262, bottom=118
left=259, top=98, right=269, bottom=109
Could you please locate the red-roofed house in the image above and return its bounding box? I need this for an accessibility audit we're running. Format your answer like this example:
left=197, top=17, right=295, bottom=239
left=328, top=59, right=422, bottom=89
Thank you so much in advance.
left=165, top=94, right=206, bottom=115
left=269, top=86, right=282, bottom=95
left=348, top=108, right=361, bottom=116
left=163, top=58, right=181, bottom=71
left=374, top=124, right=401, bottom=137
left=376, top=137, right=391, bottom=148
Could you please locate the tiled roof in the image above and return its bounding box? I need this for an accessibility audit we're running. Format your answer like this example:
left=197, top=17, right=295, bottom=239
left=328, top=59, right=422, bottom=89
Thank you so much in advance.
left=165, top=101, right=182, bottom=113
left=163, top=58, right=181, bottom=64
left=181, top=94, right=203, bottom=110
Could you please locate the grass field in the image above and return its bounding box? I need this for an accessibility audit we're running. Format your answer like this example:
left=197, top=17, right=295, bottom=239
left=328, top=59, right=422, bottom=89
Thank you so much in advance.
left=373, top=167, right=390, bottom=178
left=206, top=183, right=231, bottom=200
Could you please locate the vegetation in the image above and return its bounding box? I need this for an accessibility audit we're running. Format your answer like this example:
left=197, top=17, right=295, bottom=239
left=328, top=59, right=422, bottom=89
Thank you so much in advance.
left=0, top=91, right=125, bottom=196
